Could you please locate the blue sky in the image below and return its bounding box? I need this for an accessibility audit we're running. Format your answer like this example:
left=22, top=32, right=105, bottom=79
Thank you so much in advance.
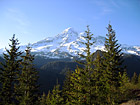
left=0, top=0, right=140, bottom=48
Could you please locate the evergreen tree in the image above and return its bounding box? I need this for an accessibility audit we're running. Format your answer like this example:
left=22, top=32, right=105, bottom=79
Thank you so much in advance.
left=76, top=26, right=96, bottom=105
left=17, top=46, right=39, bottom=105
left=137, top=73, right=140, bottom=87
left=119, top=70, right=129, bottom=101
left=68, top=67, right=86, bottom=105
left=47, top=84, right=63, bottom=105
left=65, top=26, right=96, bottom=105
left=131, top=72, right=138, bottom=85
left=103, top=23, right=127, bottom=104
left=62, top=69, right=73, bottom=103
left=93, top=52, right=108, bottom=104
left=40, top=93, right=47, bottom=105
left=46, top=91, right=51, bottom=105
left=0, top=34, right=22, bottom=105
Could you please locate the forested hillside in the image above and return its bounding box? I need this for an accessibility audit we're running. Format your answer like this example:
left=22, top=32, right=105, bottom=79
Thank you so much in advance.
left=0, top=24, right=140, bottom=105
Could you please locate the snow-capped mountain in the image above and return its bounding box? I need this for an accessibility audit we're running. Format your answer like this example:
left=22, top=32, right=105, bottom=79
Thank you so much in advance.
left=1, top=27, right=140, bottom=58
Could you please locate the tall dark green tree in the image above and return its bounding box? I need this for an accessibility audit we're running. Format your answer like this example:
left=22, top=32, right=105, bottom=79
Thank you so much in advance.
left=0, top=34, right=22, bottom=105
left=65, top=26, right=96, bottom=105
left=103, top=23, right=127, bottom=104
left=47, top=84, right=63, bottom=105
left=16, top=46, right=39, bottom=105
left=119, top=70, right=129, bottom=101
left=131, top=72, right=138, bottom=85
left=39, top=93, right=47, bottom=105
left=46, top=91, right=51, bottom=105
left=137, top=73, right=140, bottom=87
left=62, top=69, right=73, bottom=103
left=92, top=52, right=108, bottom=104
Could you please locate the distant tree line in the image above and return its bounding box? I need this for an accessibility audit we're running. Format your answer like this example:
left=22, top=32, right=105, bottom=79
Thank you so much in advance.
left=0, top=24, right=139, bottom=105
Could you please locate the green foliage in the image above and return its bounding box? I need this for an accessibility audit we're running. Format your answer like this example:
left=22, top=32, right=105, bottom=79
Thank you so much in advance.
left=47, top=84, right=63, bottom=105
left=62, top=69, right=73, bottom=103
left=68, top=67, right=90, bottom=105
left=93, top=52, right=108, bottom=104
left=77, top=26, right=96, bottom=105
left=131, top=72, right=138, bottom=85
left=118, top=71, right=130, bottom=102
left=0, top=34, right=22, bottom=105
left=0, top=25, right=137, bottom=105
left=46, top=91, right=51, bottom=105
left=63, top=26, right=97, bottom=105
left=103, top=23, right=128, bottom=104
left=137, top=74, right=140, bottom=87
left=40, top=93, right=47, bottom=105
left=78, top=25, right=94, bottom=65
left=16, top=46, right=39, bottom=105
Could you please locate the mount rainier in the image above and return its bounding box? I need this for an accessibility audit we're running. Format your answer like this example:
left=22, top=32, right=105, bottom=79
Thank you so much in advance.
left=1, top=27, right=140, bottom=58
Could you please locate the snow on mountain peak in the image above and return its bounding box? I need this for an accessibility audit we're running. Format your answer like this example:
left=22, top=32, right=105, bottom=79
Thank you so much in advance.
left=94, top=36, right=106, bottom=45
left=62, top=27, right=76, bottom=34
left=0, top=27, right=140, bottom=58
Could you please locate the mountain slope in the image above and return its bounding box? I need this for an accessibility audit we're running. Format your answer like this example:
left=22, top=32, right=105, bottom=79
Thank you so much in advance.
left=1, top=27, right=140, bottom=58
left=37, top=50, right=140, bottom=93
left=30, top=27, right=140, bottom=58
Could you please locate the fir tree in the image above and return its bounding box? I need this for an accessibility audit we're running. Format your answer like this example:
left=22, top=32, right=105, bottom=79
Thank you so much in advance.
left=93, top=52, right=108, bottom=104
left=65, top=26, right=96, bottom=105
left=0, top=34, right=22, bottom=105
left=17, top=46, right=39, bottom=105
left=47, top=84, right=63, bottom=105
left=131, top=72, right=138, bottom=85
left=40, top=93, right=47, bottom=105
left=68, top=67, right=86, bottom=105
left=119, top=70, right=129, bottom=101
left=103, top=23, right=127, bottom=104
left=137, top=73, right=140, bottom=87
left=76, top=26, right=96, bottom=105
left=46, top=91, right=51, bottom=105
left=62, top=69, right=73, bottom=103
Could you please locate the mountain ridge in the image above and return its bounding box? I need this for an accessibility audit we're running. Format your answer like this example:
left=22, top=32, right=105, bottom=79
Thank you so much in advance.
left=0, top=27, right=140, bottom=58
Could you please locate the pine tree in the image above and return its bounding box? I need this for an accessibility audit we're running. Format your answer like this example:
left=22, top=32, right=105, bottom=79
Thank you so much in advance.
left=47, top=84, right=63, bottom=105
left=131, top=72, right=138, bottom=85
left=46, top=91, right=51, bottom=105
left=137, top=73, right=140, bottom=87
left=0, top=34, right=22, bottom=105
left=93, top=52, right=108, bottom=104
left=119, top=70, right=129, bottom=101
left=62, top=69, right=73, bottom=103
left=17, top=46, right=39, bottom=105
left=68, top=67, right=86, bottom=105
left=103, top=23, right=127, bottom=104
left=76, top=26, right=96, bottom=105
left=40, top=92, right=47, bottom=105
left=65, top=26, right=96, bottom=105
